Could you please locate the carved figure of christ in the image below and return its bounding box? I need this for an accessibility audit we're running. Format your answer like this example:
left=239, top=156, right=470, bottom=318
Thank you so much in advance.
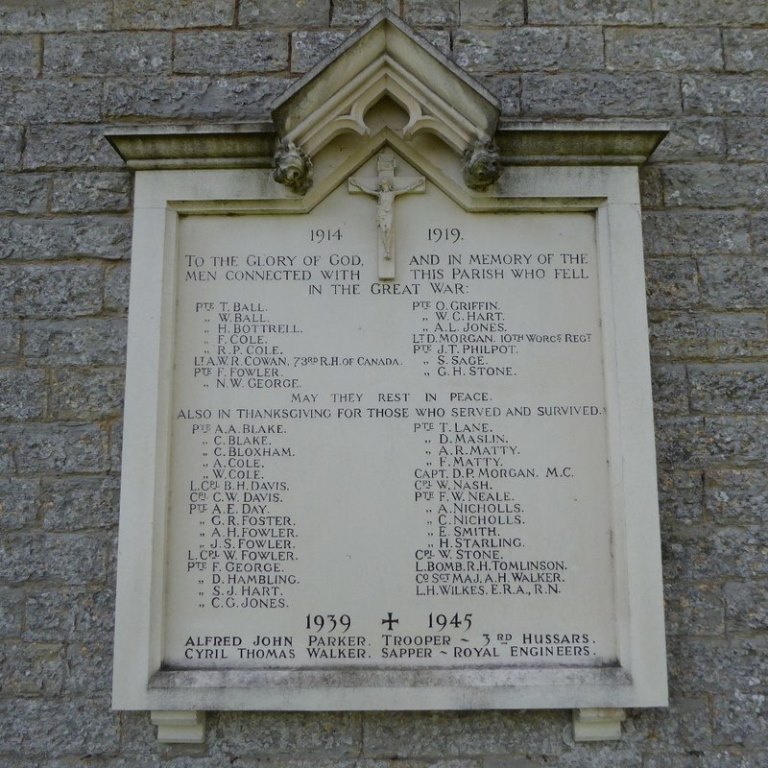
left=348, top=154, right=425, bottom=280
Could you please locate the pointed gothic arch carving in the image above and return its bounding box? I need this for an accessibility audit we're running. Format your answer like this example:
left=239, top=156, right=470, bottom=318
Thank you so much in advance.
left=271, top=11, right=502, bottom=193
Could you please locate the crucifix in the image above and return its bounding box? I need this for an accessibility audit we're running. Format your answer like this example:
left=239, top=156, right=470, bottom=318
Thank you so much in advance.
left=348, top=153, right=425, bottom=280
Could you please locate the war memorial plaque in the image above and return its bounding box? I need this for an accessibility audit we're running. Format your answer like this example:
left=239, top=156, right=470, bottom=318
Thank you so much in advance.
left=166, top=158, right=614, bottom=671
left=111, top=13, right=667, bottom=740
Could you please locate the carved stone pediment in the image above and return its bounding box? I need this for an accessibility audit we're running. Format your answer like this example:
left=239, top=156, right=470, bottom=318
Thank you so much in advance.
left=271, top=11, right=500, bottom=189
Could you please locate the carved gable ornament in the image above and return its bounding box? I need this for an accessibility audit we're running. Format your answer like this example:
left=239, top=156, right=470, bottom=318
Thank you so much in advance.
left=271, top=12, right=500, bottom=194
left=108, top=11, right=669, bottom=748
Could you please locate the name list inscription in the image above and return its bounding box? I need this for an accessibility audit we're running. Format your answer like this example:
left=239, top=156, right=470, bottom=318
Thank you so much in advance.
left=165, top=173, right=617, bottom=670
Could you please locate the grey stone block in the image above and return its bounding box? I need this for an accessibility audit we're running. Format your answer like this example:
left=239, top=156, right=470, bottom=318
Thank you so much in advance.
left=0, top=321, right=20, bottom=363
left=655, top=0, right=768, bottom=24
left=44, top=32, right=171, bottom=75
left=291, top=30, right=352, bottom=73
left=0, top=641, right=66, bottom=694
left=483, top=759, right=542, bottom=768
left=713, top=690, right=768, bottom=747
left=701, top=416, right=768, bottom=465
left=664, top=580, right=724, bottom=636
left=24, top=318, right=127, bottom=365
left=643, top=211, right=750, bottom=256
left=405, top=1, right=460, bottom=26
left=459, top=1, right=525, bottom=25
left=454, top=27, right=603, bottom=72
left=239, top=0, right=330, bottom=25
left=644, top=257, right=699, bottom=310
left=640, top=165, right=664, bottom=207
left=0, top=477, right=40, bottom=530
left=634, top=697, right=713, bottom=753
left=0, top=588, right=23, bottom=636
left=0, top=215, right=131, bottom=261
left=654, top=415, right=704, bottom=468
left=702, top=749, right=768, bottom=768
left=725, top=580, right=768, bottom=631
left=663, top=163, right=768, bottom=208
left=652, top=118, right=726, bottom=161
left=109, top=420, right=122, bottom=472
left=605, top=27, right=722, bottom=71
left=23, top=124, right=124, bottom=169
left=0, top=79, right=102, bottom=123
left=41, top=475, right=120, bottom=531
left=527, top=0, right=653, bottom=24
left=414, top=29, right=452, bottom=56
left=331, top=0, right=399, bottom=25
left=645, top=752, right=706, bottom=767
left=0, top=431, right=15, bottom=473
left=0, top=1, right=111, bottom=32
left=76, top=585, right=115, bottom=639
left=726, top=118, right=768, bottom=160
left=114, top=0, right=234, bottom=28
left=752, top=212, right=768, bottom=255
left=0, top=264, right=104, bottom=318
left=49, top=366, right=124, bottom=420
left=0, top=697, right=119, bottom=755
left=215, top=711, right=361, bottom=754
left=651, top=363, right=688, bottom=414
left=705, top=468, right=768, bottom=524
left=103, top=75, right=290, bottom=120
left=649, top=311, right=767, bottom=359
left=0, top=370, right=47, bottom=419
left=689, top=363, right=768, bottom=415
left=699, top=256, right=768, bottom=309
left=664, top=524, right=768, bottom=581
left=175, top=30, right=289, bottom=74
left=0, top=173, right=49, bottom=214
left=0, top=34, right=40, bottom=77
left=481, top=74, right=521, bottom=114
left=104, top=262, right=130, bottom=312
left=23, top=586, right=114, bottom=643
left=657, top=415, right=768, bottom=467
left=521, top=73, right=681, bottom=117
left=657, top=468, right=703, bottom=523
left=6, top=423, right=108, bottom=473
left=51, top=170, right=132, bottom=213
left=64, top=642, right=113, bottom=694
left=0, top=126, right=23, bottom=171
left=724, top=29, right=768, bottom=72
left=683, top=75, right=768, bottom=115
left=23, top=589, right=78, bottom=642
left=0, top=532, right=110, bottom=584
left=331, top=0, right=400, bottom=25
left=555, top=745, right=643, bottom=768
left=362, top=710, right=563, bottom=757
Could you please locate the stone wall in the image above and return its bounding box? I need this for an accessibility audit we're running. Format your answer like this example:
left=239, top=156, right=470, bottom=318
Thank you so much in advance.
left=1, top=1, right=766, bottom=766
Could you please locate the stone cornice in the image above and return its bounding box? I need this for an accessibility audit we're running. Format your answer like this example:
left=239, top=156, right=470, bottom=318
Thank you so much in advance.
left=107, top=120, right=668, bottom=171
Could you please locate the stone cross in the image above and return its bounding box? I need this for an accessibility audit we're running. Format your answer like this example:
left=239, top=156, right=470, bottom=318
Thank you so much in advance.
left=348, top=153, right=425, bottom=280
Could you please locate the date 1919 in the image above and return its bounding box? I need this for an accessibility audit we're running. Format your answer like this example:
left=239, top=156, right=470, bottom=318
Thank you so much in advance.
left=428, top=227, right=462, bottom=243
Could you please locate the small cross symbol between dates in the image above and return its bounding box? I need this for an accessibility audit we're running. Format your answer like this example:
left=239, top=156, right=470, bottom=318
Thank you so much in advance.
left=381, top=612, right=400, bottom=631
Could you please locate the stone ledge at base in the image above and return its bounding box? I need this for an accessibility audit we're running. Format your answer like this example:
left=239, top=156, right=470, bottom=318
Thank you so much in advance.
left=147, top=709, right=626, bottom=744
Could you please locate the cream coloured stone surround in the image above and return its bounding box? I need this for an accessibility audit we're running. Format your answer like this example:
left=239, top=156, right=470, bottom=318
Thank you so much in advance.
left=109, top=11, right=668, bottom=745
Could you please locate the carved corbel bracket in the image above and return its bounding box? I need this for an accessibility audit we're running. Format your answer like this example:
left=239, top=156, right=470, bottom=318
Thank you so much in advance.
left=272, top=140, right=313, bottom=195
left=462, top=139, right=501, bottom=190
left=151, top=710, right=206, bottom=744
left=572, top=708, right=627, bottom=742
